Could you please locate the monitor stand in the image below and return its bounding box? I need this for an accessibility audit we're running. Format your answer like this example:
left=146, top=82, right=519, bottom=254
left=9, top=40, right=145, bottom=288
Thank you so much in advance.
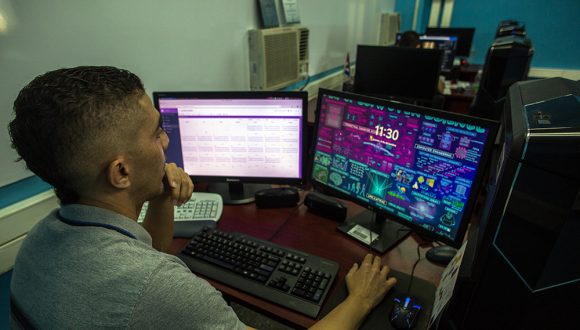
left=207, top=183, right=271, bottom=205
left=337, top=210, right=411, bottom=253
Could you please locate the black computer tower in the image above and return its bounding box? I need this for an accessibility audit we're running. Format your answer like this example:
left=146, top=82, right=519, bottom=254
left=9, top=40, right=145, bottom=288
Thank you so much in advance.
left=442, top=78, right=580, bottom=329
left=470, top=36, right=534, bottom=121
left=496, top=20, right=526, bottom=38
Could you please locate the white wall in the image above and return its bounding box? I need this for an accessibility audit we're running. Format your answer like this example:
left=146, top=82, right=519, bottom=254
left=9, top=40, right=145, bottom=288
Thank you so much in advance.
left=0, top=0, right=395, bottom=187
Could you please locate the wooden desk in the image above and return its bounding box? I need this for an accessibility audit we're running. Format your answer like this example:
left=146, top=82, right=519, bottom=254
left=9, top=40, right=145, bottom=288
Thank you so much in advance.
left=169, top=193, right=445, bottom=329
left=442, top=64, right=481, bottom=115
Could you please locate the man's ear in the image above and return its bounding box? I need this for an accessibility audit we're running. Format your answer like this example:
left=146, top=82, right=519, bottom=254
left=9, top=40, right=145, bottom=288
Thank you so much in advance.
left=106, top=158, right=131, bottom=189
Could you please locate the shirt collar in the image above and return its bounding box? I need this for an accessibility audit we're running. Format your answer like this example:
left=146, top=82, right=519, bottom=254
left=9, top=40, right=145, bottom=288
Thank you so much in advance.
left=58, top=204, right=153, bottom=246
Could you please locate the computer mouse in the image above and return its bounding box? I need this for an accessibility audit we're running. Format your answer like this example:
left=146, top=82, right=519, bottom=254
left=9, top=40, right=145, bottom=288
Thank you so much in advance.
left=426, top=245, right=457, bottom=265
left=389, top=296, right=422, bottom=329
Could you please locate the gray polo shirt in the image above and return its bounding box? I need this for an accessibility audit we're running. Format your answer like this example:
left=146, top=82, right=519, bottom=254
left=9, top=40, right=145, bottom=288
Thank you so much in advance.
left=10, top=204, right=246, bottom=329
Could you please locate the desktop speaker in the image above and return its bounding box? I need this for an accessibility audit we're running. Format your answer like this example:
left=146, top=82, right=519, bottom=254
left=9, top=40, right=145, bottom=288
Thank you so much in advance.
left=304, top=192, right=347, bottom=222
left=254, top=187, right=300, bottom=208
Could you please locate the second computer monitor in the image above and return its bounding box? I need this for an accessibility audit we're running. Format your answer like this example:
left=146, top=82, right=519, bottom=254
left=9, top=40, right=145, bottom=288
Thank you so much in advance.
left=153, top=91, right=307, bottom=204
left=354, top=45, right=442, bottom=102
left=425, top=27, right=475, bottom=57
left=310, top=88, right=498, bottom=250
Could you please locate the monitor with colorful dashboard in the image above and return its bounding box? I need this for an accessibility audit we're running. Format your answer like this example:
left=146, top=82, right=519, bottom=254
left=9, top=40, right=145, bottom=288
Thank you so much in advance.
left=310, top=89, right=498, bottom=250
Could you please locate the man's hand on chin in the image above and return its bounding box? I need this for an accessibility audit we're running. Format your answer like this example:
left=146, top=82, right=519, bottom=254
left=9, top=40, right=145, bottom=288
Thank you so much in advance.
left=143, top=163, right=193, bottom=251
left=161, top=163, right=194, bottom=206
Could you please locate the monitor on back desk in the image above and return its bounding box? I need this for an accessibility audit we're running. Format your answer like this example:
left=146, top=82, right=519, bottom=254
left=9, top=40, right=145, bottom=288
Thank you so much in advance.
left=154, top=91, right=308, bottom=204
left=425, top=27, right=475, bottom=58
left=354, top=45, right=443, bottom=103
left=396, top=33, right=458, bottom=72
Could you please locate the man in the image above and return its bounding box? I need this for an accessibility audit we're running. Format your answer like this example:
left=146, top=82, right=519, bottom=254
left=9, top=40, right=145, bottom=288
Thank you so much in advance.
left=9, top=66, right=397, bottom=329
left=398, top=30, right=421, bottom=48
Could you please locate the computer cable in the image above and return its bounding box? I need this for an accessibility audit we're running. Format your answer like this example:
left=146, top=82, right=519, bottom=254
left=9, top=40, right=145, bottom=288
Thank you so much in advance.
left=406, top=242, right=423, bottom=295
left=299, top=75, right=311, bottom=92
left=368, top=213, right=376, bottom=253
left=366, top=214, right=411, bottom=252
left=265, top=200, right=304, bottom=241
left=397, top=226, right=412, bottom=235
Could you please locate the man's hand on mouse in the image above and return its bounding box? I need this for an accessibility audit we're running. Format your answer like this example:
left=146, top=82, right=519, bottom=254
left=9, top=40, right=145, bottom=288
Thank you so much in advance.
left=345, top=253, right=398, bottom=312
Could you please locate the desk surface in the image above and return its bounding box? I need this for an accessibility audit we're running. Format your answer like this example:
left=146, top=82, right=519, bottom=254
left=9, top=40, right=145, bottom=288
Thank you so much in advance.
left=169, top=192, right=445, bottom=329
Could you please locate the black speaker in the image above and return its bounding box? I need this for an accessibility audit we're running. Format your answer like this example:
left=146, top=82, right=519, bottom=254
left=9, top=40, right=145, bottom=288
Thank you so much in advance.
left=254, top=187, right=299, bottom=208
left=304, top=192, right=347, bottom=222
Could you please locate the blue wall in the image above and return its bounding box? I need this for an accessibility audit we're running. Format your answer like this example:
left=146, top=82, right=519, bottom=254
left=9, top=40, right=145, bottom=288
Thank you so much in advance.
left=0, top=176, right=52, bottom=209
left=395, top=0, right=580, bottom=69
left=0, top=177, right=51, bottom=328
left=396, top=0, right=432, bottom=34
left=396, top=0, right=416, bottom=33
left=451, top=0, right=580, bottom=68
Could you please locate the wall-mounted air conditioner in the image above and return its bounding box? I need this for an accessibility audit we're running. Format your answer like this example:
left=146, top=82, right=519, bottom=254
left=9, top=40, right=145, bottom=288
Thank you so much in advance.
left=249, top=26, right=309, bottom=90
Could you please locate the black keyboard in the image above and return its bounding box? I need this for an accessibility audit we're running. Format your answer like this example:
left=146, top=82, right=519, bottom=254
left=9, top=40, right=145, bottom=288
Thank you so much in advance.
left=178, top=228, right=340, bottom=318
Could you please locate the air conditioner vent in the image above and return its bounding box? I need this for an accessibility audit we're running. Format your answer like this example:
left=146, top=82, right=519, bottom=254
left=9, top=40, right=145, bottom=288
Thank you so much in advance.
left=378, top=12, right=401, bottom=46
left=249, top=26, right=309, bottom=90
left=299, top=28, right=309, bottom=61
left=264, top=32, right=299, bottom=87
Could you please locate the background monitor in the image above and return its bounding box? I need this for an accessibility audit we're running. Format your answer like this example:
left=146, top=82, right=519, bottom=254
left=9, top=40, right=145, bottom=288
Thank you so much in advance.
left=395, top=33, right=458, bottom=72
left=154, top=91, right=307, bottom=204
left=425, top=27, right=475, bottom=57
left=310, top=88, right=498, bottom=251
left=420, top=35, right=458, bottom=72
left=354, top=45, right=443, bottom=102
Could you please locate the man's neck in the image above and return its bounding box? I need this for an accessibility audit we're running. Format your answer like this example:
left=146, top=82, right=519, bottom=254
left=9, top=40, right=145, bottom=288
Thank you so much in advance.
left=77, top=196, right=141, bottom=221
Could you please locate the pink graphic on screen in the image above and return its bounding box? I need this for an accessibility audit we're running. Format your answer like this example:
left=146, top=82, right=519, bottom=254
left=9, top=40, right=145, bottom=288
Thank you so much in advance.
left=311, top=94, right=490, bottom=242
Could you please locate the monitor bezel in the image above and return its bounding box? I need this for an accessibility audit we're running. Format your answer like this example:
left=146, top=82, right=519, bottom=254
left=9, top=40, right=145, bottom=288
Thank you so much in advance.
left=310, top=88, right=499, bottom=248
left=153, top=90, right=308, bottom=187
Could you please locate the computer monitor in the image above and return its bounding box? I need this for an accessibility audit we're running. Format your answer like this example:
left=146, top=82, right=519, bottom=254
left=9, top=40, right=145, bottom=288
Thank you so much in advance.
left=419, top=35, right=458, bottom=72
left=396, top=33, right=458, bottom=72
left=425, top=27, right=475, bottom=57
left=154, top=91, right=307, bottom=204
left=354, top=45, right=442, bottom=102
left=310, top=88, right=498, bottom=252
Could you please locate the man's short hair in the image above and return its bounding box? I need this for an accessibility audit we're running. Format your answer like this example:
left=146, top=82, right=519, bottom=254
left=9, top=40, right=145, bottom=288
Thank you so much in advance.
left=398, top=30, right=421, bottom=48
left=8, top=66, right=145, bottom=204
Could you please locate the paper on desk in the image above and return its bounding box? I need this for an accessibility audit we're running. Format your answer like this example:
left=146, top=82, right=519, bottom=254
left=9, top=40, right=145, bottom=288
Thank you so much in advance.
left=427, top=240, right=468, bottom=329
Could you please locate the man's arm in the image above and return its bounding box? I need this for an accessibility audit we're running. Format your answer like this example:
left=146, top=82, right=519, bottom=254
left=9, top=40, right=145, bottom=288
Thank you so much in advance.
left=310, top=254, right=397, bottom=329
left=141, top=195, right=174, bottom=252
left=141, top=163, right=193, bottom=252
